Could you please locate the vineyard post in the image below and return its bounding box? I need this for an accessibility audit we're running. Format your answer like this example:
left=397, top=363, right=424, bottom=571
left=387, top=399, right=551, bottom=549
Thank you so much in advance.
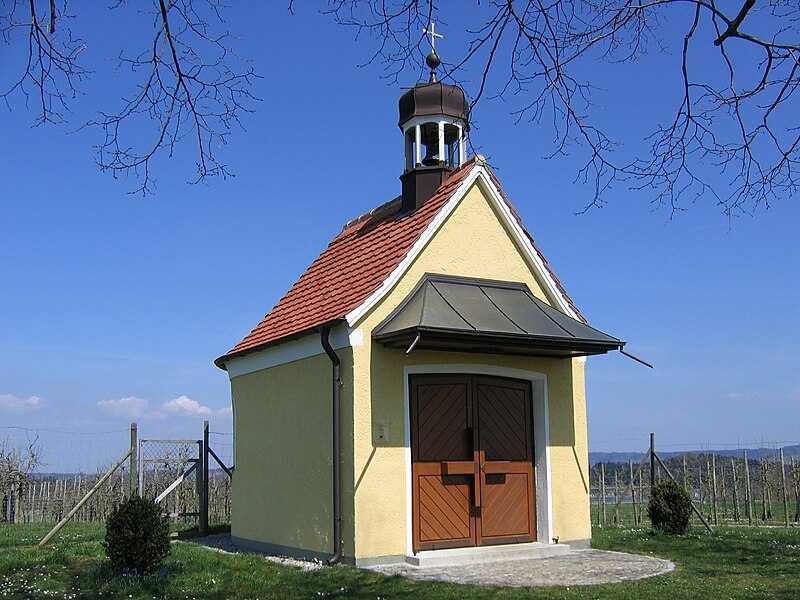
left=683, top=455, right=688, bottom=489
left=711, top=453, right=719, bottom=525
left=698, top=462, right=704, bottom=514
left=629, top=460, right=637, bottom=525
left=720, top=461, right=728, bottom=520
left=793, top=457, right=800, bottom=522
left=637, top=466, right=643, bottom=523
left=650, top=433, right=656, bottom=488
left=731, top=456, right=739, bottom=522
left=600, top=463, right=606, bottom=526
left=744, top=449, right=753, bottom=526
left=766, top=460, right=773, bottom=519
left=780, top=448, right=789, bottom=527
left=760, top=458, right=768, bottom=521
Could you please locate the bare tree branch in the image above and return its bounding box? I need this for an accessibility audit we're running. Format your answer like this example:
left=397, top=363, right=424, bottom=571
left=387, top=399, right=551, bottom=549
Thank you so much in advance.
left=0, top=436, right=41, bottom=488
left=1, top=0, right=88, bottom=125
left=93, top=0, right=259, bottom=193
left=2, top=0, right=258, bottom=194
left=321, top=0, right=800, bottom=216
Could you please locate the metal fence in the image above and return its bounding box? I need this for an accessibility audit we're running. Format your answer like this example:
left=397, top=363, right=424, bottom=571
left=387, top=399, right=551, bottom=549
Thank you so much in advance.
left=591, top=437, right=800, bottom=529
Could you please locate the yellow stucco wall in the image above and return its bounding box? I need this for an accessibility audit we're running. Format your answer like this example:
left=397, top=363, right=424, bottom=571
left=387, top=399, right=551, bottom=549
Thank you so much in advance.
left=228, top=349, right=355, bottom=556
left=548, top=358, right=591, bottom=541
left=350, top=178, right=592, bottom=559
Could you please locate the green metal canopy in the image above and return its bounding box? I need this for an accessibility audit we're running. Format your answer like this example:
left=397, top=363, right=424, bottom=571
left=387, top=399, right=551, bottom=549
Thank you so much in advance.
left=373, top=274, right=624, bottom=358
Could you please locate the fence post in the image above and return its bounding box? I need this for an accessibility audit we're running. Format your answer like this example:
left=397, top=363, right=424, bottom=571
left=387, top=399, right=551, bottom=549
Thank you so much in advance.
left=129, top=423, right=138, bottom=497
left=711, top=453, right=719, bottom=525
left=201, top=420, right=209, bottom=535
left=731, top=456, right=740, bottom=522
left=600, top=463, right=606, bottom=526
left=793, top=457, right=800, bottom=522
left=138, top=438, right=144, bottom=497
left=780, top=448, right=789, bottom=527
left=650, top=433, right=656, bottom=488
left=629, top=460, right=638, bottom=525
left=744, top=449, right=753, bottom=526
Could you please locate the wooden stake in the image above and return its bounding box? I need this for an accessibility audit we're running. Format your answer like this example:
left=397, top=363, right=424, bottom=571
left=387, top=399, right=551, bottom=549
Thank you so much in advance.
left=744, top=449, right=753, bottom=526
left=760, top=458, right=768, bottom=521
left=698, top=462, right=704, bottom=515
left=793, top=457, right=800, bottom=523
left=780, top=448, right=789, bottom=527
left=637, top=464, right=644, bottom=524
left=610, top=452, right=650, bottom=527
left=765, top=458, right=773, bottom=520
left=720, top=461, right=728, bottom=520
left=711, top=454, right=719, bottom=525
left=731, top=456, right=740, bottom=522
left=600, top=463, right=606, bottom=526
left=650, top=433, right=656, bottom=488
left=683, top=455, right=689, bottom=489
left=630, top=460, right=638, bottom=525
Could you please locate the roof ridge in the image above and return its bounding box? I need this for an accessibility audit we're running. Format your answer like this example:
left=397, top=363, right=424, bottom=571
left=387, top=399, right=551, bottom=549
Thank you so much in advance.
left=341, top=197, right=401, bottom=232
left=341, top=157, right=481, bottom=233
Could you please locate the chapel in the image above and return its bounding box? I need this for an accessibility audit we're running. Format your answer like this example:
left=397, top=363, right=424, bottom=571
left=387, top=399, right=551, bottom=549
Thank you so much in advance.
left=215, top=46, right=623, bottom=566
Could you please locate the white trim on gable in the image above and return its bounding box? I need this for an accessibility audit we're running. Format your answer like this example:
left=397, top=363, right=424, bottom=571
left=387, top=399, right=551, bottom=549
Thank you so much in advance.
left=224, top=325, right=363, bottom=379
left=472, top=172, right=580, bottom=320
left=344, top=166, right=580, bottom=328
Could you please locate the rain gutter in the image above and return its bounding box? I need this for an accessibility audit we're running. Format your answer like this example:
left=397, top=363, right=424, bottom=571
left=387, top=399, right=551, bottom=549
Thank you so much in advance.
left=320, top=325, right=343, bottom=565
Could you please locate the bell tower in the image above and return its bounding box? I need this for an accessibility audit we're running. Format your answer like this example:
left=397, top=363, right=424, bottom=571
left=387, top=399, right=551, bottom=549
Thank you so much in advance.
left=398, top=25, right=470, bottom=213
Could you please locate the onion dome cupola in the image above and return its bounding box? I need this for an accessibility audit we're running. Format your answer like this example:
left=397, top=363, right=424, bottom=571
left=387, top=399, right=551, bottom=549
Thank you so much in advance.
left=398, top=28, right=470, bottom=213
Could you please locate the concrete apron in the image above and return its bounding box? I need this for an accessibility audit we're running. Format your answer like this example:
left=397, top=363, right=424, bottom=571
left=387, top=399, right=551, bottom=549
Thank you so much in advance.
left=407, top=541, right=570, bottom=567
left=369, top=548, right=675, bottom=588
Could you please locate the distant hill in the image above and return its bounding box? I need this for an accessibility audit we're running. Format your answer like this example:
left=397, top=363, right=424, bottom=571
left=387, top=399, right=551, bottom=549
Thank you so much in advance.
left=589, top=444, right=800, bottom=466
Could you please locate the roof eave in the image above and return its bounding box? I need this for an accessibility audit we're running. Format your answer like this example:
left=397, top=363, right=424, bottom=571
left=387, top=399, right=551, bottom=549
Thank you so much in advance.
left=373, top=326, right=624, bottom=358
left=214, top=318, right=347, bottom=371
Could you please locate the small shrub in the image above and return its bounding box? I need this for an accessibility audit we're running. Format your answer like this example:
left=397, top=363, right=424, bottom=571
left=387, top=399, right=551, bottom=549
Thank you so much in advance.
left=104, top=495, right=170, bottom=574
left=647, top=479, right=692, bottom=534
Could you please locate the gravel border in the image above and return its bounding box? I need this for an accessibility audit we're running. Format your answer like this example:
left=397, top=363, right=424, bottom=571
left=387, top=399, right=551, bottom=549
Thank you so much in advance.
left=180, top=533, right=325, bottom=572
left=184, top=534, right=675, bottom=587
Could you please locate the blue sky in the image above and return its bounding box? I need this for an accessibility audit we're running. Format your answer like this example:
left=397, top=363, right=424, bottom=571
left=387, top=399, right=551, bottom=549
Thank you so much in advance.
left=1, top=3, right=798, bottom=471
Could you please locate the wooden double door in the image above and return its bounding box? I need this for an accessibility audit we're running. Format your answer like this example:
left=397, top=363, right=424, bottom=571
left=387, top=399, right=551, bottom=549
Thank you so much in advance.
left=410, top=374, right=536, bottom=551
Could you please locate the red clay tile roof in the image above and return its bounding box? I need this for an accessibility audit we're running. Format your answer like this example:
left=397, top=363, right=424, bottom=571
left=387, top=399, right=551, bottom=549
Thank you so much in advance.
left=219, top=157, right=584, bottom=365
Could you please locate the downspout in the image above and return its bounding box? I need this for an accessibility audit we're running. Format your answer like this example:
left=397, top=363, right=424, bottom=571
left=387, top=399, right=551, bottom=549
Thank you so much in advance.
left=320, top=326, right=342, bottom=565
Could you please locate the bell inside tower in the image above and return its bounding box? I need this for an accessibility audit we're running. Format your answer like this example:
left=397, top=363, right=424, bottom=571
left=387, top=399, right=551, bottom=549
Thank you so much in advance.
left=404, top=121, right=465, bottom=171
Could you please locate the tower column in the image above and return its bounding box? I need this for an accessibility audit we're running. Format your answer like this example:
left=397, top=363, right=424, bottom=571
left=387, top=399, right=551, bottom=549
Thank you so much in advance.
left=438, top=121, right=445, bottom=167
left=414, top=125, right=422, bottom=168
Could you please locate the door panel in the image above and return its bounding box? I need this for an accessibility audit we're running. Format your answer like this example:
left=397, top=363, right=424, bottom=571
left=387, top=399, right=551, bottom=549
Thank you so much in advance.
left=476, top=381, right=530, bottom=461
left=480, top=471, right=534, bottom=541
left=410, top=374, right=535, bottom=552
left=414, top=381, right=471, bottom=462
left=417, top=474, right=472, bottom=545
left=411, top=376, right=475, bottom=550
left=475, top=377, right=535, bottom=544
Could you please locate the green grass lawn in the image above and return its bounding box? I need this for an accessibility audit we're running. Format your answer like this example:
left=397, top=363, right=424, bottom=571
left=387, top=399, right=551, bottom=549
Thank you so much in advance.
left=1, top=522, right=798, bottom=599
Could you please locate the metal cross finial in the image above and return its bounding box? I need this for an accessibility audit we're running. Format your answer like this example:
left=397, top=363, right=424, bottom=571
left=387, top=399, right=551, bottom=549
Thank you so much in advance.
left=423, top=22, right=443, bottom=53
